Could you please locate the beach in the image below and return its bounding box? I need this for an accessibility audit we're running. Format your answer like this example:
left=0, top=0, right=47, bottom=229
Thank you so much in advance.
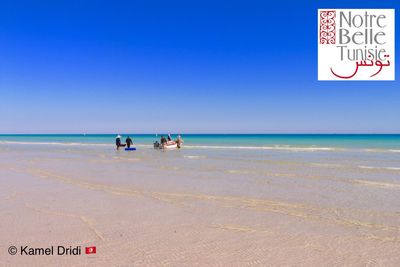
left=1, top=135, right=400, bottom=266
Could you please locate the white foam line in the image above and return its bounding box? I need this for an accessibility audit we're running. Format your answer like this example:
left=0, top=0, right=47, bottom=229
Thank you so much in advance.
left=358, top=165, right=375, bottom=169
left=185, top=145, right=338, bottom=152
left=386, top=167, right=400, bottom=171
left=0, top=141, right=108, bottom=147
left=358, top=165, right=400, bottom=171
left=2, top=141, right=398, bottom=153
left=0, top=141, right=155, bottom=148
left=0, top=141, right=336, bottom=151
left=184, top=155, right=206, bottom=159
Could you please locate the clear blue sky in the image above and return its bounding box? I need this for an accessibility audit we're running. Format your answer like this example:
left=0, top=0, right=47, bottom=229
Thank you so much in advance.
left=0, top=0, right=399, bottom=134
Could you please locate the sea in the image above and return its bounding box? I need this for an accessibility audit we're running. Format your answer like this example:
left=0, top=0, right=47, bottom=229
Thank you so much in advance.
left=0, top=134, right=399, bottom=151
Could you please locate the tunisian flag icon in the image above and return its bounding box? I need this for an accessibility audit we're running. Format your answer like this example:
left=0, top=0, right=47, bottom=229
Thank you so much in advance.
left=85, top=246, right=96, bottom=254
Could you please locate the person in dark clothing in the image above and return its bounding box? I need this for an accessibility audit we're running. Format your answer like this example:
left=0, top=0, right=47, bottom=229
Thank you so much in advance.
left=167, top=134, right=172, bottom=141
left=160, top=136, right=167, bottom=145
left=116, top=135, right=122, bottom=150
left=126, top=136, right=133, bottom=148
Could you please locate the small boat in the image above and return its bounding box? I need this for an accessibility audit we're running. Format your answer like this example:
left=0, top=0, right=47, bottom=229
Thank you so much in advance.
left=154, top=140, right=182, bottom=150
left=163, top=141, right=178, bottom=149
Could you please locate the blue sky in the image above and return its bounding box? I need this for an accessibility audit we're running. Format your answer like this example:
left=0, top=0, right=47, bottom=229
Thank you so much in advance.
left=0, top=0, right=399, bottom=133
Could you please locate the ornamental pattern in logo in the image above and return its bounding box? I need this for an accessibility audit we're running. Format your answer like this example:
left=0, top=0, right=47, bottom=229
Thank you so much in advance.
left=319, top=11, right=336, bottom=45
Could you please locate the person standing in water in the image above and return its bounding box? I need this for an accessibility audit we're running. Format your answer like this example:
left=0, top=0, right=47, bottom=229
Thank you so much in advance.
left=115, top=135, right=122, bottom=150
left=126, top=136, right=133, bottom=148
left=161, top=136, right=167, bottom=145
left=176, top=135, right=183, bottom=148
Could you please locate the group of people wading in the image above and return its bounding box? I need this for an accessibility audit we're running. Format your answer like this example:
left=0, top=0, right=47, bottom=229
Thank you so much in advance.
left=115, top=135, right=134, bottom=150
left=115, top=134, right=183, bottom=150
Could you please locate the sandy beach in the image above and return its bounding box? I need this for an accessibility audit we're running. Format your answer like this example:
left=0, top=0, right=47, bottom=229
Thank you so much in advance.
left=1, top=140, right=400, bottom=266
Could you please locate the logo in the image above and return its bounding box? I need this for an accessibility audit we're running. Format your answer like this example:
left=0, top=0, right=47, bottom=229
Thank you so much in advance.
left=318, top=9, right=395, bottom=80
left=85, top=246, right=96, bottom=254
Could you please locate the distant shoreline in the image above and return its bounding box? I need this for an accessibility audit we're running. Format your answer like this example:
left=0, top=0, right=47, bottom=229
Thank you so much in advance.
left=1, top=133, right=400, bottom=136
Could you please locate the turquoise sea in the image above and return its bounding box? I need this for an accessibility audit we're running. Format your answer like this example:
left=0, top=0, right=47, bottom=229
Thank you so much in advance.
left=0, top=134, right=399, bottom=150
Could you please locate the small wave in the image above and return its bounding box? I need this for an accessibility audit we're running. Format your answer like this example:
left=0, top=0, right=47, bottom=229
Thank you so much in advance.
left=0, top=141, right=153, bottom=148
left=353, top=179, right=400, bottom=189
left=0, top=141, right=110, bottom=147
left=358, top=165, right=400, bottom=171
left=184, top=145, right=338, bottom=152
left=0, top=141, right=339, bottom=151
left=3, top=140, right=398, bottom=153
left=183, top=155, right=205, bottom=159
left=364, top=149, right=383, bottom=153
left=386, top=167, right=400, bottom=171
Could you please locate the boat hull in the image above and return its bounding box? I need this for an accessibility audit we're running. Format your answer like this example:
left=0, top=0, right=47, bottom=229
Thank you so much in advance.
left=162, top=142, right=178, bottom=149
left=154, top=141, right=181, bottom=149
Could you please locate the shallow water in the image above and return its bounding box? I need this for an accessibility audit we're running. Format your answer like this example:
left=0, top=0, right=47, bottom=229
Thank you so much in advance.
left=1, top=134, right=400, bottom=150
left=1, top=138, right=400, bottom=265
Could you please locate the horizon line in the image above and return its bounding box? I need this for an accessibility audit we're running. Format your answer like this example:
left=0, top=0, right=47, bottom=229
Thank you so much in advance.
left=1, top=133, right=400, bottom=135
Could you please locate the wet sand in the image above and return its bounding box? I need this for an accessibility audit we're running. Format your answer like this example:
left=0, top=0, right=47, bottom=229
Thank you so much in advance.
left=1, top=144, right=400, bottom=266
